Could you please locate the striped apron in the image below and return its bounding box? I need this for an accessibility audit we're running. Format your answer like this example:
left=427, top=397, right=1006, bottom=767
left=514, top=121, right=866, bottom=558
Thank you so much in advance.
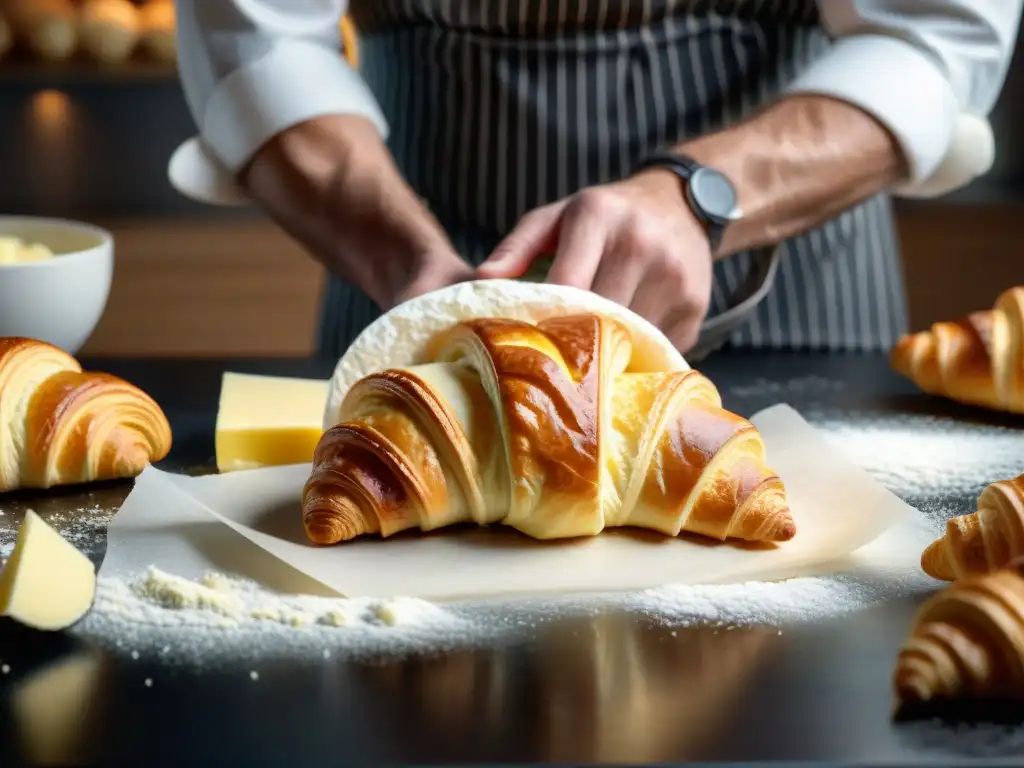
left=319, top=0, right=909, bottom=359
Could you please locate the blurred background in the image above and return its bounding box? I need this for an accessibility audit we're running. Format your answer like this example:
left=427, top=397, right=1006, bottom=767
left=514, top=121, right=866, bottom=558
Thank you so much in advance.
left=1, top=1, right=1021, bottom=358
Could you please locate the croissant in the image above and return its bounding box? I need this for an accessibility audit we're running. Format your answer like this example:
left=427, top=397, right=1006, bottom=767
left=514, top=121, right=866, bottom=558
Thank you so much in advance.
left=0, top=337, right=172, bottom=493
left=890, top=286, right=1024, bottom=414
left=302, top=313, right=795, bottom=544
left=893, top=557, right=1024, bottom=708
left=921, top=474, right=1024, bottom=581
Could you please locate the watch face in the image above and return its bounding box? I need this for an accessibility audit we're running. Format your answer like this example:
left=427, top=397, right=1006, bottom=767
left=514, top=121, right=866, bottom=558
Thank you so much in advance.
left=689, top=167, right=738, bottom=222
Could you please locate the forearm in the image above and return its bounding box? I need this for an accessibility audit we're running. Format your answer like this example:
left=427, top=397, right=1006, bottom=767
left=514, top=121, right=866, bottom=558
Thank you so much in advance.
left=675, top=0, right=1021, bottom=257
left=679, top=94, right=905, bottom=257
left=242, top=115, right=454, bottom=309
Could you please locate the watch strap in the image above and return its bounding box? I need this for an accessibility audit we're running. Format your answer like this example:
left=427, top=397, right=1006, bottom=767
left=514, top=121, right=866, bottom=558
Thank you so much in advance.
left=638, top=150, right=701, bottom=177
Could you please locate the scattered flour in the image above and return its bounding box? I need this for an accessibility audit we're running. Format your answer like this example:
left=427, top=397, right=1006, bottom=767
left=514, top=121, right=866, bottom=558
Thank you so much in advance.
left=725, top=375, right=846, bottom=401
left=1, top=410, right=1014, bottom=669
left=815, top=415, right=1024, bottom=499
left=71, top=558, right=939, bottom=666
left=898, top=719, right=1024, bottom=758
left=0, top=503, right=114, bottom=560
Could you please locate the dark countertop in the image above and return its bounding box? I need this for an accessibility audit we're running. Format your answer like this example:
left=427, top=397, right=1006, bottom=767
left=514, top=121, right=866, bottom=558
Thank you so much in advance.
left=1, top=350, right=1023, bottom=766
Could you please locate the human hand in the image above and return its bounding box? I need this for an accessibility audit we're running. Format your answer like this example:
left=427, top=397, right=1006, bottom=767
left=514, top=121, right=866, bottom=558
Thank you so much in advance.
left=476, top=170, right=715, bottom=352
left=243, top=115, right=471, bottom=311
left=390, top=249, right=475, bottom=308
left=315, top=131, right=473, bottom=310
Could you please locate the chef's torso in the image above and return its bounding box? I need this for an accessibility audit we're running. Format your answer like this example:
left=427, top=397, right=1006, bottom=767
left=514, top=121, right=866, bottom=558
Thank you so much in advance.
left=318, top=0, right=907, bottom=357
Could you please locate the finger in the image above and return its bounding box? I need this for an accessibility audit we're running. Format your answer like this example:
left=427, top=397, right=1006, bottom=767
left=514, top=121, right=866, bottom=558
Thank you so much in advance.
left=627, top=269, right=686, bottom=328
left=589, top=235, right=647, bottom=306
left=476, top=202, right=566, bottom=279
left=545, top=208, right=608, bottom=290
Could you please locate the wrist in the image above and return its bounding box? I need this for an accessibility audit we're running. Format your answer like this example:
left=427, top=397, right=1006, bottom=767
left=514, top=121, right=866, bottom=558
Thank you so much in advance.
left=628, top=164, right=725, bottom=258
left=242, top=115, right=455, bottom=307
left=629, top=168, right=695, bottom=221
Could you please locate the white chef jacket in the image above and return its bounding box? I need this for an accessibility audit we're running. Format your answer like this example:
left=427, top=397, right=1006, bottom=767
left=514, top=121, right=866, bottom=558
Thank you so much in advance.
left=168, top=0, right=1021, bottom=204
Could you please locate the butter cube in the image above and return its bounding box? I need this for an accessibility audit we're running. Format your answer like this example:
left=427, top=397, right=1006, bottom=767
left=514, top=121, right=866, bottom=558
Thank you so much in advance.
left=0, top=511, right=97, bottom=631
left=215, top=372, right=330, bottom=472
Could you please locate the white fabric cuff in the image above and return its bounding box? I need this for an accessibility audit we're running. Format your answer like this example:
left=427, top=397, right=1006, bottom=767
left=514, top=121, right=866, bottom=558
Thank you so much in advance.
left=202, top=39, right=388, bottom=174
left=785, top=34, right=959, bottom=185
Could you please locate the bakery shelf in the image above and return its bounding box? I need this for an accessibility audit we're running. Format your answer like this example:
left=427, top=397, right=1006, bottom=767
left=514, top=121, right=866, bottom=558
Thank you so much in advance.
left=0, top=57, right=177, bottom=85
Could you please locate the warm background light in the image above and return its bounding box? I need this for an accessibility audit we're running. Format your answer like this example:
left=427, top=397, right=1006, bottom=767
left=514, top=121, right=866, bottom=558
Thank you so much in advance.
left=30, top=88, right=72, bottom=127
left=24, top=88, right=78, bottom=210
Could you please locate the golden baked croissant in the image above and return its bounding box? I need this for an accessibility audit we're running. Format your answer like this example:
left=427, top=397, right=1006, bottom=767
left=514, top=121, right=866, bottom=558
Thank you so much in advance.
left=302, top=313, right=795, bottom=544
left=921, top=473, right=1024, bottom=581
left=893, top=556, right=1024, bottom=708
left=890, top=286, right=1024, bottom=414
left=0, top=337, right=172, bottom=493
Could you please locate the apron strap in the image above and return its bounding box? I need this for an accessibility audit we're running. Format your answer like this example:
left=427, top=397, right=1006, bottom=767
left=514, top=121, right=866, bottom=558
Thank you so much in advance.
left=686, top=246, right=782, bottom=363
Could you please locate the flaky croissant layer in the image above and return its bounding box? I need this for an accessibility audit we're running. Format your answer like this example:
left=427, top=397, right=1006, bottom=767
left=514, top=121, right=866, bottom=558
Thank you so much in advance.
left=894, top=557, right=1024, bottom=707
left=890, top=285, right=1024, bottom=414
left=921, top=474, right=1024, bottom=581
left=302, top=314, right=795, bottom=545
left=0, top=337, right=172, bottom=492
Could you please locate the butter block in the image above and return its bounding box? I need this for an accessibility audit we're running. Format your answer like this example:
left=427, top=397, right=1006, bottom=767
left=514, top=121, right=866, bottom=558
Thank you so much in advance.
left=0, top=236, right=55, bottom=265
left=0, top=511, right=97, bottom=631
left=216, top=372, right=329, bottom=472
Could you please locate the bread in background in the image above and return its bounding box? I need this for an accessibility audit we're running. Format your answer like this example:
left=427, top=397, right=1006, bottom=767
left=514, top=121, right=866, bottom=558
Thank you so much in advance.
left=0, top=12, right=13, bottom=60
left=138, top=0, right=175, bottom=64
left=77, top=0, right=140, bottom=65
left=9, top=0, right=78, bottom=62
left=920, top=473, right=1024, bottom=581
left=894, top=556, right=1024, bottom=710
left=890, top=285, right=1024, bottom=415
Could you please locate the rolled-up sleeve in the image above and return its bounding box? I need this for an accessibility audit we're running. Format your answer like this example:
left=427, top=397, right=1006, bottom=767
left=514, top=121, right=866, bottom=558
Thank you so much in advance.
left=788, top=1, right=1022, bottom=189
left=175, top=0, right=388, bottom=176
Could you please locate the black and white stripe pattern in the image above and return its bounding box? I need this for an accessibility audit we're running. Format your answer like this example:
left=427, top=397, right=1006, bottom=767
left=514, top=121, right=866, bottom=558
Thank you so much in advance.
left=319, top=0, right=908, bottom=358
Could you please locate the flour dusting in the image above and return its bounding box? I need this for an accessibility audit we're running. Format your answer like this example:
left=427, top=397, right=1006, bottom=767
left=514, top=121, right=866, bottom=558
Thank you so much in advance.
left=0, top=502, right=114, bottom=561
left=899, top=719, right=1024, bottom=758
left=815, top=415, right=1024, bottom=500
left=0, top=411, right=1015, bottom=667
left=71, top=553, right=939, bottom=666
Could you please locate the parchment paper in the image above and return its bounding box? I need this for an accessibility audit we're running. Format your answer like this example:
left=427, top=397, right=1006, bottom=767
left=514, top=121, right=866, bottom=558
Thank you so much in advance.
left=100, top=404, right=927, bottom=601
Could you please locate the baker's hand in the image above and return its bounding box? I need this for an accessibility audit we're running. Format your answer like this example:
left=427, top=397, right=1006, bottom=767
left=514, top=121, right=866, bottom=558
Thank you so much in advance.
left=242, top=114, right=472, bottom=312
left=476, top=170, right=715, bottom=352
left=392, top=250, right=475, bottom=308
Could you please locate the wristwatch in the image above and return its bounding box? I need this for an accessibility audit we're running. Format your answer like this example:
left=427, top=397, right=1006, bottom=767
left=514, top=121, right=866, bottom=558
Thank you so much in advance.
left=634, top=151, right=741, bottom=252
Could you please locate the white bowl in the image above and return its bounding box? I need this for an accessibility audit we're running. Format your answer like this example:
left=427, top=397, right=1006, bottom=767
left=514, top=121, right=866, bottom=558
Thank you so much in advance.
left=0, top=216, right=113, bottom=355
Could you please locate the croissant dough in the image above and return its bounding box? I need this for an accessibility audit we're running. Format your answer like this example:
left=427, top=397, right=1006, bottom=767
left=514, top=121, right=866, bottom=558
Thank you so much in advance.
left=0, top=338, right=172, bottom=493
left=890, top=286, right=1024, bottom=414
left=324, top=280, right=690, bottom=430
left=894, top=557, right=1024, bottom=706
left=921, top=473, right=1024, bottom=582
left=302, top=314, right=795, bottom=544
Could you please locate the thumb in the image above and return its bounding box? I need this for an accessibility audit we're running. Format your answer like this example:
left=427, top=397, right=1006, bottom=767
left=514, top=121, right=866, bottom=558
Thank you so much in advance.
left=477, top=202, right=565, bottom=279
